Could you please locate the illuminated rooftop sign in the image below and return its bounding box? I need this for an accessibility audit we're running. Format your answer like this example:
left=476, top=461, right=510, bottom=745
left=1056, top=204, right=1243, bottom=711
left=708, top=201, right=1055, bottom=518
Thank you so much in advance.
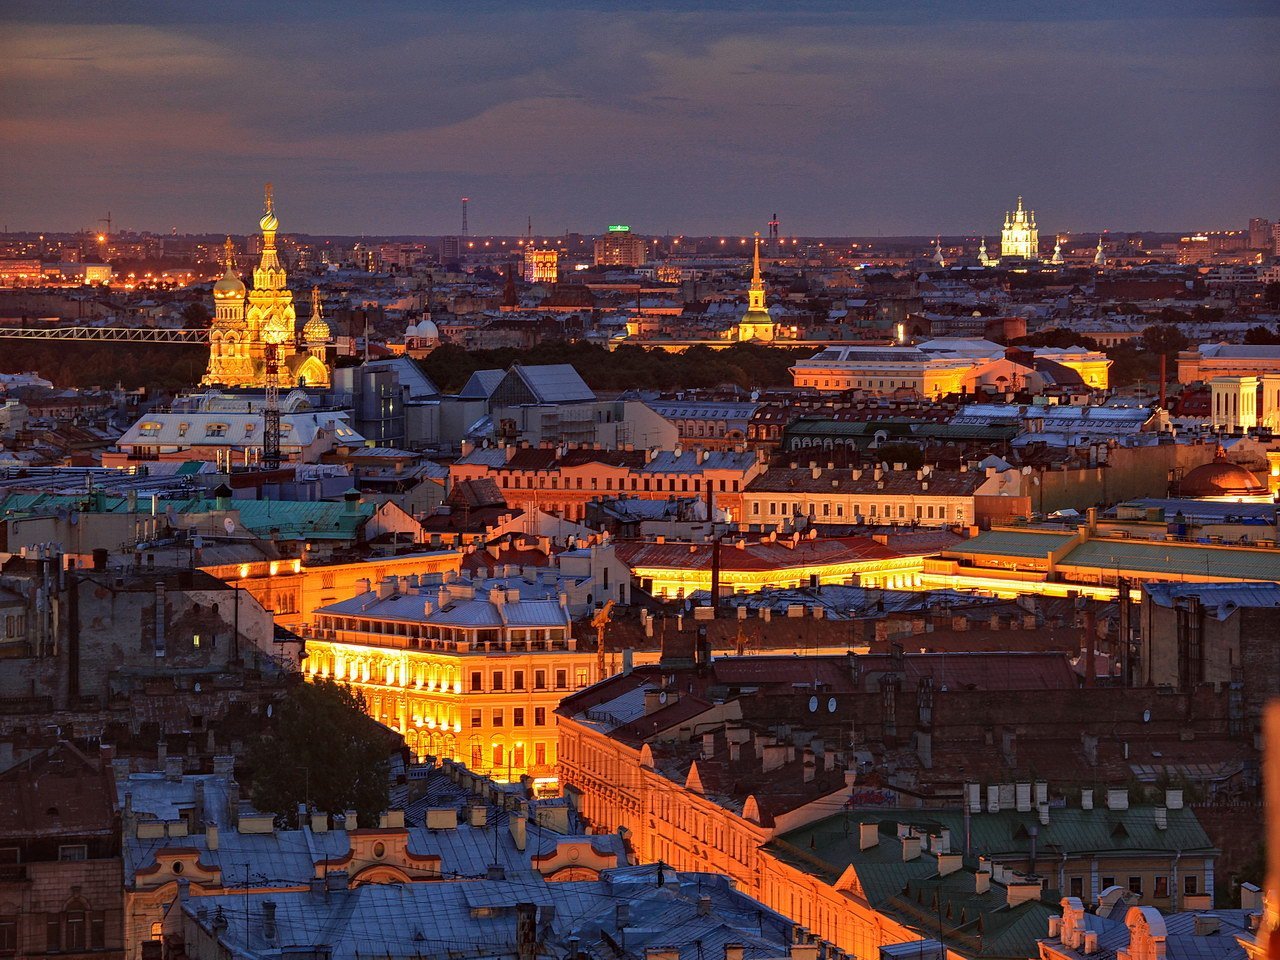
left=608, top=225, right=631, bottom=232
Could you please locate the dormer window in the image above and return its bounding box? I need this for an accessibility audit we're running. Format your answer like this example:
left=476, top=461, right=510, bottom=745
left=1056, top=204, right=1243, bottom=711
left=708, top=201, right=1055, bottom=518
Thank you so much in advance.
left=205, top=423, right=228, bottom=438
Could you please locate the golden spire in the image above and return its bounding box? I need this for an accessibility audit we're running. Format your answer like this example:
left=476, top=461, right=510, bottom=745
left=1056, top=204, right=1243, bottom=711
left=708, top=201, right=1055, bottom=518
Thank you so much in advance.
left=223, top=235, right=235, bottom=270
left=265, top=182, right=274, bottom=215
left=259, top=181, right=279, bottom=236
left=751, top=231, right=762, bottom=288
left=311, top=284, right=322, bottom=318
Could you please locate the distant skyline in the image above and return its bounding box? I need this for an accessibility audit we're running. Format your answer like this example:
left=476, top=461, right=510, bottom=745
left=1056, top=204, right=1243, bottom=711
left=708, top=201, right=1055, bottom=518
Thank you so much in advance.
left=2, top=1, right=1277, bottom=237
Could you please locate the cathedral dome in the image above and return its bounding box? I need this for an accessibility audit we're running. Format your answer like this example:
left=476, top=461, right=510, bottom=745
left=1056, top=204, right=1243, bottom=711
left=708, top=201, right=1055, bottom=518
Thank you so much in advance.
left=212, top=267, right=246, bottom=300
left=303, top=314, right=331, bottom=342
left=1179, top=447, right=1267, bottom=500
left=408, top=318, right=440, bottom=341
left=259, top=210, right=279, bottom=233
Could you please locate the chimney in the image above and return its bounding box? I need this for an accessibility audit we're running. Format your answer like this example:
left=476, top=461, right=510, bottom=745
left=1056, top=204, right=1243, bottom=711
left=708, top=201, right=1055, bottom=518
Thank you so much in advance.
left=1005, top=876, right=1043, bottom=908
left=987, top=784, right=1000, bottom=813
left=1154, top=806, right=1167, bottom=830
left=1105, top=788, right=1128, bottom=811
left=1082, top=932, right=1099, bottom=955
left=698, top=895, right=712, bottom=917
left=724, top=947, right=745, bottom=960
left=1015, top=782, right=1032, bottom=813
left=206, top=822, right=218, bottom=851
left=976, top=866, right=991, bottom=894
left=516, top=903, right=538, bottom=960
left=859, top=822, right=879, bottom=850
left=901, top=835, right=921, bottom=861
left=262, top=901, right=277, bottom=941
left=1165, top=788, right=1183, bottom=810
left=311, top=812, right=329, bottom=833
left=936, top=852, right=963, bottom=876
left=510, top=813, right=527, bottom=851
left=1081, top=788, right=1093, bottom=810
left=616, top=902, right=629, bottom=930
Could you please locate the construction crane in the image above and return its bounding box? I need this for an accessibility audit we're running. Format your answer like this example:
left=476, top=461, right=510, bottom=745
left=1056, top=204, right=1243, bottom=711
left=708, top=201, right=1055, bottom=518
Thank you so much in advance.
left=98, top=212, right=111, bottom=243
left=592, top=599, right=615, bottom=683
left=262, top=343, right=282, bottom=470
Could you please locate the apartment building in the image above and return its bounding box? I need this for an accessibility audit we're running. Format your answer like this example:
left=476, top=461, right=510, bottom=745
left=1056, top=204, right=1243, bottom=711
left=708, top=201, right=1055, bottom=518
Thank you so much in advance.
left=449, top=444, right=766, bottom=522
left=301, top=574, right=661, bottom=784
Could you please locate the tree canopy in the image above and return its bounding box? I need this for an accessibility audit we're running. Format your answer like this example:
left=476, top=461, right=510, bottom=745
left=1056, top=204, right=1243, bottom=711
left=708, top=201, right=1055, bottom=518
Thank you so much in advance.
left=244, top=678, right=391, bottom=828
left=417, top=340, right=810, bottom=393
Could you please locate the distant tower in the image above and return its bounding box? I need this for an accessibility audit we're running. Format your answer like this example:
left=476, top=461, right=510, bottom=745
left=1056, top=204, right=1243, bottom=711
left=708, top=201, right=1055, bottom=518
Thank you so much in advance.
left=461, top=197, right=470, bottom=237
left=1050, top=236, right=1065, bottom=265
left=978, top=237, right=998, bottom=268
left=932, top=237, right=947, bottom=268
left=736, top=233, right=775, bottom=342
left=767, top=212, right=780, bottom=258
left=1000, top=196, right=1039, bottom=261
left=1094, top=235, right=1107, bottom=267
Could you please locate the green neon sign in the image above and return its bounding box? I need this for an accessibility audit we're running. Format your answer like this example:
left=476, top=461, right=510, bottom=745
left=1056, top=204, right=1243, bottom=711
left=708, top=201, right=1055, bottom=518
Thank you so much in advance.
left=608, top=224, right=631, bottom=232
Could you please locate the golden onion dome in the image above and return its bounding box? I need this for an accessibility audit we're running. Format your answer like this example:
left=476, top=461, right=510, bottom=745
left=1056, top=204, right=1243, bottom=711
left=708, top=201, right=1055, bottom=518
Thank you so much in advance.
left=212, top=266, right=246, bottom=299
left=303, top=315, right=331, bottom=342
left=259, top=210, right=279, bottom=233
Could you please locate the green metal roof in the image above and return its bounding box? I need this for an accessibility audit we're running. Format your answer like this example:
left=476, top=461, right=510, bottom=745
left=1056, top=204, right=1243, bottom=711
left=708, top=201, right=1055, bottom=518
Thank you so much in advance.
left=1062, top=538, right=1280, bottom=582
left=946, top=529, right=1076, bottom=559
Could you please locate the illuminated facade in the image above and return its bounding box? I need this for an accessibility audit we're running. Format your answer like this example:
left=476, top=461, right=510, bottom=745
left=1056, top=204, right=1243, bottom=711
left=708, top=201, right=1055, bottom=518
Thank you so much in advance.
left=593, top=226, right=648, bottom=267
left=301, top=576, right=661, bottom=783
left=1000, top=195, right=1039, bottom=261
left=523, top=247, right=559, bottom=283
left=736, top=235, right=775, bottom=342
left=203, top=186, right=330, bottom=389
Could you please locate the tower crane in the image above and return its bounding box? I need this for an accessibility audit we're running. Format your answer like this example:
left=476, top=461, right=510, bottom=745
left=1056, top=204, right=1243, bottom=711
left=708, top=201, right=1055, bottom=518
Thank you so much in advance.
left=592, top=599, right=615, bottom=683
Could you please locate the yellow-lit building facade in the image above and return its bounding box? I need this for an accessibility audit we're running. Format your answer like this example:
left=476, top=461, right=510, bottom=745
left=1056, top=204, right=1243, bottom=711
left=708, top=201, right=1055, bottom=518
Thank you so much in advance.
left=790, top=347, right=979, bottom=396
left=203, top=185, right=331, bottom=390
left=1000, top=195, right=1039, bottom=261
left=523, top=247, right=559, bottom=283
left=300, top=576, right=661, bottom=785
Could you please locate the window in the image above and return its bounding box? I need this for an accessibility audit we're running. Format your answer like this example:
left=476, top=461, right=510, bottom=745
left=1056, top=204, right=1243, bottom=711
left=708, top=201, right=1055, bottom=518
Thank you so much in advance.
left=470, top=671, right=482, bottom=692
left=58, top=844, right=88, bottom=861
left=513, top=743, right=525, bottom=769
left=0, top=920, right=16, bottom=956
left=513, top=670, right=525, bottom=690
left=64, top=912, right=86, bottom=951
left=534, top=707, right=546, bottom=726
left=1069, top=877, right=1083, bottom=898
left=204, top=423, right=228, bottom=437
left=1154, top=876, right=1169, bottom=899
left=1184, top=875, right=1198, bottom=895
left=1128, top=877, right=1142, bottom=895
left=46, top=916, right=61, bottom=952
left=492, top=743, right=504, bottom=766
left=534, top=670, right=546, bottom=690
left=471, top=743, right=482, bottom=767
left=1102, top=877, right=1115, bottom=890
left=513, top=708, right=525, bottom=727
left=492, top=670, right=504, bottom=691
left=470, top=709, right=482, bottom=728
left=555, top=669, right=567, bottom=690
left=575, top=668, right=588, bottom=688
left=535, top=743, right=547, bottom=766
left=492, top=709, right=504, bottom=728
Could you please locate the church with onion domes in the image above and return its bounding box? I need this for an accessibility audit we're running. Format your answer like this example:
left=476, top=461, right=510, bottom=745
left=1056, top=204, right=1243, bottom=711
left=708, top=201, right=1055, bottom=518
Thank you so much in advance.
left=202, top=185, right=331, bottom=389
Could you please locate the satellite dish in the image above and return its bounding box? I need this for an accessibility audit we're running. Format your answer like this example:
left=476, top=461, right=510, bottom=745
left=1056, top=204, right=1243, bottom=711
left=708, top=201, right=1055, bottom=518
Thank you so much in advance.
left=223, top=517, right=235, bottom=534
left=1142, top=709, right=1150, bottom=723
left=808, top=695, right=818, bottom=713
left=194, top=682, right=201, bottom=693
left=827, top=697, right=837, bottom=713
left=658, top=691, right=668, bottom=705
left=266, top=704, right=273, bottom=718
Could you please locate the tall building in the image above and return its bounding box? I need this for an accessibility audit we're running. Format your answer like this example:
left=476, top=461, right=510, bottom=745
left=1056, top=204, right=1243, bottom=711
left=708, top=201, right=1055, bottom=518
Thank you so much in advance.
left=523, top=245, right=559, bottom=283
left=203, top=186, right=330, bottom=389
left=1000, top=195, right=1039, bottom=261
left=736, top=233, right=775, bottom=342
left=592, top=225, right=648, bottom=267
left=1248, top=217, right=1273, bottom=251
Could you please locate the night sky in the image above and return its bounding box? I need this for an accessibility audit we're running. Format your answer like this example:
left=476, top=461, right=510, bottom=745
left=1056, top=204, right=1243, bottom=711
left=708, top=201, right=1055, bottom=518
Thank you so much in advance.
left=2, top=0, right=1277, bottom=237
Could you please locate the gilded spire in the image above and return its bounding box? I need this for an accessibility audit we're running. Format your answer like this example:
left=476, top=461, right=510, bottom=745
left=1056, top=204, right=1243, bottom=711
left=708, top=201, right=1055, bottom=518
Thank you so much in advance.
left=259, top=181, right=279, bottom=236
left=751, top=231, right=762, bottom=287
left=223, top=235, right=235, bottom=270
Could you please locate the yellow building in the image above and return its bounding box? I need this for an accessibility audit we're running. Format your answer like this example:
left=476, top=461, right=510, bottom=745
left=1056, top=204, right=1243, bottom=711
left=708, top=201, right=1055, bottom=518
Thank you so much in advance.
left=736, top=234, right=775, bottom=342
left=523, top=246, right=559, bottom=283
left=301, top=575, right=660, bottom=786
left=203, top=185, right=332, bottom=389
left=1000, top=195, right=1039, bottom=261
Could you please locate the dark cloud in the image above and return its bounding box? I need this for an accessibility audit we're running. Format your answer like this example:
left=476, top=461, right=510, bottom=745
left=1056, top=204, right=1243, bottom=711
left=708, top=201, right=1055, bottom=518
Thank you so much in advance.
left=0, top=2, right=1276, bottom=235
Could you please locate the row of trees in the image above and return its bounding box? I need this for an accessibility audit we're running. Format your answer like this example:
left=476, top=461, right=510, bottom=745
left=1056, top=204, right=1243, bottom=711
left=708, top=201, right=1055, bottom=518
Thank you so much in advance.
left=417, top=341, right=810, bottom=393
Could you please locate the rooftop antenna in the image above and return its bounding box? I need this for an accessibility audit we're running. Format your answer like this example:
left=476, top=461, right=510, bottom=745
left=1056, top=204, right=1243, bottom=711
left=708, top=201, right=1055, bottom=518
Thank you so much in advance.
left=461, top=197, right=470, bottom=237
left=97, top=212, right=112, bottom=241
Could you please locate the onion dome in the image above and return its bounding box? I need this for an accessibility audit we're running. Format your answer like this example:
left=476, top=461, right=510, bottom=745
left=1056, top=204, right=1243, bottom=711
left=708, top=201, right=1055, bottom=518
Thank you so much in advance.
left=1179, top=446, right=1267, bottom=499
left=303, top=287, right=330, bottom=343
left=212, top=265, right=246, bottom=300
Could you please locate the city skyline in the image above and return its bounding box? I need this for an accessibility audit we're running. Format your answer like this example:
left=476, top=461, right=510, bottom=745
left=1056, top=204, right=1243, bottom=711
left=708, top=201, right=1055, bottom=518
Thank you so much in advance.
left=2, top=0, right=1277, bottom=236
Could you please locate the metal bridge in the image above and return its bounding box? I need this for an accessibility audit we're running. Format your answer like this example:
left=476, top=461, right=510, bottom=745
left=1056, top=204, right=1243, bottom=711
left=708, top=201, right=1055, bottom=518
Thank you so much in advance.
left=0, top=326, right=209, bottom=343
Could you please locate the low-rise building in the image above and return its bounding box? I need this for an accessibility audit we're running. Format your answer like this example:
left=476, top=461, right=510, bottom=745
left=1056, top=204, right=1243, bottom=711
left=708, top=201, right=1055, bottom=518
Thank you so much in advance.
left=302, top=575, right=661, bottom=783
